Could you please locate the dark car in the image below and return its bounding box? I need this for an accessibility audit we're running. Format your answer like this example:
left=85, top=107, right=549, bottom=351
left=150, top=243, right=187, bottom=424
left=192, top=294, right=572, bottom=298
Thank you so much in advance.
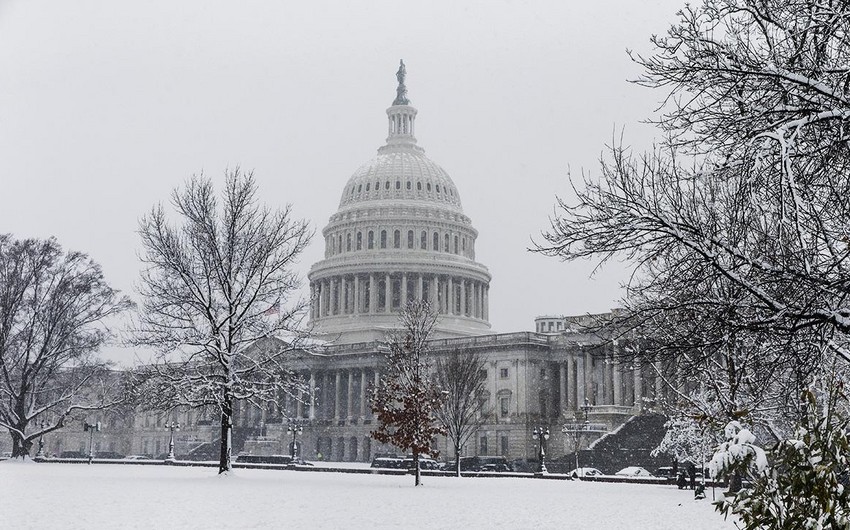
left=444, top=456, right=513, bottom=472
left=95, top=451, right=125, bottom=459
left=236, top=454, right=312, bottom=466
left=370, top=456, right=405, bottom=469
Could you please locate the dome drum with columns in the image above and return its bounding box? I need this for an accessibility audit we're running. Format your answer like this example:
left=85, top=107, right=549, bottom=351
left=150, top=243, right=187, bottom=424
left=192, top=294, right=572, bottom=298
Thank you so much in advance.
left=308, top=61, right=491, bottom=343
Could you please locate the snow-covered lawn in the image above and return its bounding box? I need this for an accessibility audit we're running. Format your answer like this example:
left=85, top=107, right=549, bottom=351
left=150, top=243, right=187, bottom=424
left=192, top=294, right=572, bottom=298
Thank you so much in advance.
left=0, top=461, right=736, bottom=529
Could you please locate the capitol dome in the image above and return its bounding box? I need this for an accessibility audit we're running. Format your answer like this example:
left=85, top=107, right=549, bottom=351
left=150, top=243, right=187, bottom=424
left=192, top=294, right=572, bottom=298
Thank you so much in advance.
left=308, top=61, right=492, bottom=343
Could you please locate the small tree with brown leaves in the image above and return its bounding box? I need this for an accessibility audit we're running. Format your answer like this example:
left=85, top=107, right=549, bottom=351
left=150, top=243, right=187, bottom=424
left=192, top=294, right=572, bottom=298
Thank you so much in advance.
left=370, top=300, right=446, bottom=486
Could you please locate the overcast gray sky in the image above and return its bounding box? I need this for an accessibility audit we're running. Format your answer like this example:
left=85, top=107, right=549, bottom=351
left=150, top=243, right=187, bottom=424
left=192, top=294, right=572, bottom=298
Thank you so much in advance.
left=0, top=0, right=684, bottom=364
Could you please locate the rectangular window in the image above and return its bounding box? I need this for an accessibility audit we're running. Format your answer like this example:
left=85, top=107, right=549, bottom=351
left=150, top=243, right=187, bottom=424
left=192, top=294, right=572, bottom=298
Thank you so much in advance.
left=499, top=368, right=509, bottom=379
left=479, top=435, right=488, bottom=455
left=500, top=435, right=509, bottom=456
left=500, top=396, right=510, bottom=417
left=478, top=369, right=487, bottom=381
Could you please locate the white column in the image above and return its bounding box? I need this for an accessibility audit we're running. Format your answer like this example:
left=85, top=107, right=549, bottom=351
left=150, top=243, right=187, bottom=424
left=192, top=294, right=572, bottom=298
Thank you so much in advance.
left=460, top=280, right=467, bottom=316
left=309, top=372, right=316, bottom=420
left=347, top=371, right=354, bottom=420
left=360, top=369, right=368, bottom=419
left=330, top=278, right=338, bottom=315
left=401, top=273, right=408, bottom=307
left=334, top=371, right=341, bottom=420
left=369, top=274, right=377, bottom=314
left=416, top=274, right=423, bottom=302
left=448, top=277, right=454, bottom=314
left=354, top=275, right=360, bottom=314
left=384, top=274, right=391, bottom=313
left=613, top=356, right=622, bottom=406
left=430, top=275, right=438, bottom=309
left=633, top=363, right=642, bottom=409
left=559, top=362, right=567, bottom=415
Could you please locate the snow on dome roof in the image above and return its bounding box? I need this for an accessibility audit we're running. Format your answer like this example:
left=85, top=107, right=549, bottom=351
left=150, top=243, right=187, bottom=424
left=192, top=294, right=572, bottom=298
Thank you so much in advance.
left=338, top=148, right=463, bottom=212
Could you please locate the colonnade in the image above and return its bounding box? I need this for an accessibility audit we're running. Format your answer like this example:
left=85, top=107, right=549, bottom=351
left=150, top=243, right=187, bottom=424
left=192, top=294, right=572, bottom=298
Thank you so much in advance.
left=282, top=368, right=381, bottom=423
left=554, top=351, right=667, bottom=412
left=311, top=272, right=489, bottom=320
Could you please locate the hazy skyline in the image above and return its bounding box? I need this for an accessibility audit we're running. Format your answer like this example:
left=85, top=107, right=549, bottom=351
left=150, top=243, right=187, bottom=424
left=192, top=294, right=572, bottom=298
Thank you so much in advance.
left=0, top=0, right=685, bottom=364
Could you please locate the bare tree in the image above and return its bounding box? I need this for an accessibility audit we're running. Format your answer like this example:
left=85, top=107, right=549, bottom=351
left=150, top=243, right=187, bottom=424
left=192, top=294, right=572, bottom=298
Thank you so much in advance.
left=434, top=348, right=489, bottom=477
left=535, top=0, right=850, bottom=428
left=0, top=235, right=131, bottom=457
left=370, top=300, right=447, bottom=486
left=131, top=169, right=312, bottom=474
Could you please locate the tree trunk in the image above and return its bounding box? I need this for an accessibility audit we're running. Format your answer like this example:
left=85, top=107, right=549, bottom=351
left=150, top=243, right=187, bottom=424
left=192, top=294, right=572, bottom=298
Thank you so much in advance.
left=455, top=443, right=461, bottom=478
left=219, top=391, right=233, bottom=474
left=11, top=431, right=33, bottom=458
left=413, top=449, right=421, bottom=486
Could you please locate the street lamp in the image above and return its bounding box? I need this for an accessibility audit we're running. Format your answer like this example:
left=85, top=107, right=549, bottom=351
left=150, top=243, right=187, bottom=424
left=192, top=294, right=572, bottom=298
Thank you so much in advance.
left=578, top=398, right=592, bottom=471
left=83, top=421, right=102, bottom=465
left=35, top=420, right=47, bottom=459
left=287, top=422, right=303, bottom=460
left=166, top=420, right=180, bottom=461
left=531, top=426, right=550, bottom=474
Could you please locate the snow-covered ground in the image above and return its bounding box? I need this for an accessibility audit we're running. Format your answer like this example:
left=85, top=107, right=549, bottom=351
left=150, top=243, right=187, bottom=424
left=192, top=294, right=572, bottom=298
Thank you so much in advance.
left=0, top=460, right=736, bottom=529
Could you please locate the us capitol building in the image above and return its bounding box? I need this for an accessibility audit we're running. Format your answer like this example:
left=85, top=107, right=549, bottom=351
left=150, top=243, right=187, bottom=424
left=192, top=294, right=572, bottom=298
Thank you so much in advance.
left=31, top=64, right=672, bottom=464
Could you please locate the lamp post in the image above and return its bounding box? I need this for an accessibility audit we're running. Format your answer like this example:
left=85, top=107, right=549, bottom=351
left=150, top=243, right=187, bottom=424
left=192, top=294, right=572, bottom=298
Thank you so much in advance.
left=166, top=420, right=180, bottom=461
left=577, top=398, right=592, bottom=471
left=287, top=422, right=303, bottom=460
left=532, top=426, right=550, bottom=474
left=35, top=420, right=47, bottom=459
left=83, top=421, right=101, bottom=465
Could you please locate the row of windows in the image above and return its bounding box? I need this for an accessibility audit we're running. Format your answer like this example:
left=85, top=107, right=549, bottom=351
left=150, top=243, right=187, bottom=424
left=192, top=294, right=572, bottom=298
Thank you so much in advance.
left=327, top=228, right=473, bottom=257
left=347, top=179, right=456, bottom=199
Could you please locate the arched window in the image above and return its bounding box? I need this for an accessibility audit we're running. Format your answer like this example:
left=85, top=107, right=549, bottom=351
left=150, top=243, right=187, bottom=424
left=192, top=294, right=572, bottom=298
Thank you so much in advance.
left=385, top=181, right=390, bottom=190
left=366, top=183, right=370, bottom=191
left=407, top=230, right=414, bottom=249
left=407, top=181, right=412, bottom=190
left=356, top=232, right=362, bottom=250
left=393, top=230, right=401, bottom=249
left=462, top=237, right=466, bottom=253
left=380, top=230, right=387, bottom=249
left=454, top=235, right=458, bottom=254
left=433, top=232, right=439, bottom=251
left=444, top=234, right=450, bottom=252
left=396, top=181, right=401, bottom=190
left=417, top=181, right=422, bottom=191
left=357, top=184, right=362, bottom=193
left=420, top=230, right=427, bottom=249
left=368, top=231, right=374, bottom=249
left=339, top=235, right=343, bottom=253
left=346, top=233, right=352, bottom=252
left=436, top=184, right=441, bottom=193
left=427, top=182, right=432, bottom=192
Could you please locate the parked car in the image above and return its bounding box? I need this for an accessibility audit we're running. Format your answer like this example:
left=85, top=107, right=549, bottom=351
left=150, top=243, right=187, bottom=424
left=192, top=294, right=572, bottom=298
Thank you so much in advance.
left=123, top=455, right=153, bottom=460
left=443, top=456, right=513, bottom=472
left=95, top=451, right=125, bottom=460
left=402, top=457, right=439, bottom=470
left=654, top=466, right=675, bottom=479
left=571, top=467, right=603, bottom=479
left=59, top=451, right=87, bottom=459
left=370, top=456, right=406, bottom=469
left=235, top=454, right=313, bottom=466
left=615, top=466, right=653, bottom=477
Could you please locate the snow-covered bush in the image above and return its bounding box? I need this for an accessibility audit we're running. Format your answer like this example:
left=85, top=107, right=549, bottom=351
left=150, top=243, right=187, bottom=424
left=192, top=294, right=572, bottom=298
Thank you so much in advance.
left=713, top=387, right=850, bottom=530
